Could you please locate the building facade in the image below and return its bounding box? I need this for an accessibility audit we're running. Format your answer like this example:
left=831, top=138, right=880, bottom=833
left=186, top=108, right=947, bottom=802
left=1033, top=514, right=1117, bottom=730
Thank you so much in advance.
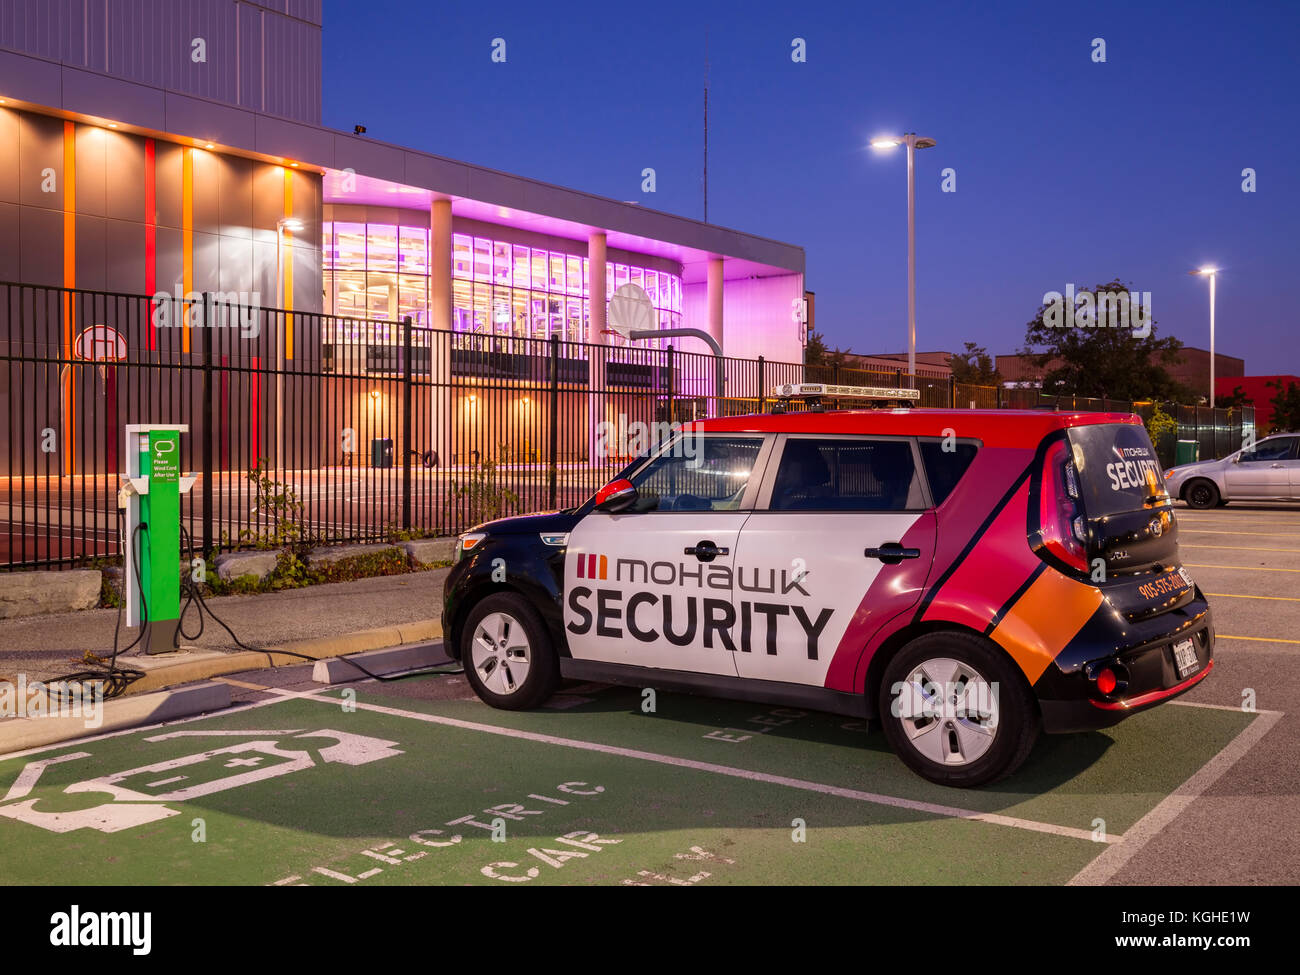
left=0, top=0, right=806, bottom=480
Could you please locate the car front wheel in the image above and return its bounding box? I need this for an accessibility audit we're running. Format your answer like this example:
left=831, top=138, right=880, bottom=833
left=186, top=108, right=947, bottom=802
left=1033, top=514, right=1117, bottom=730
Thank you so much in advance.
left=1184, top=479, right=1221, bottom=509
left=880, top=631, right=1039, bottom=788
left=462, top=593, right=559, bottom=710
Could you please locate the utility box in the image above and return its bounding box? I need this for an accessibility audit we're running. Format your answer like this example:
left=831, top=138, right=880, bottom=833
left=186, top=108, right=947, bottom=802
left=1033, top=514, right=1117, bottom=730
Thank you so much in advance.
left=371, top=438, right=394, bottom=469
left=1175, top=439, right=1200, bottom=465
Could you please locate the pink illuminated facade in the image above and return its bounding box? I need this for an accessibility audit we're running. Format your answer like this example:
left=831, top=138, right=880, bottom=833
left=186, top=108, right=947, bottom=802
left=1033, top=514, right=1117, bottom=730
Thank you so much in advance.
left=313, top=169, right=805, bottom=366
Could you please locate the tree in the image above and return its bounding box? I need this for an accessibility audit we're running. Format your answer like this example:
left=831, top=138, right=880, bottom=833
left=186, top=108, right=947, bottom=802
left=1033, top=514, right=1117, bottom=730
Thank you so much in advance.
left=1267, top=379, right=1300, bottom=433
left=1020, top=279, right=1192, bottom=402
left=804, top=328, right=829, bottom=366
left=1215, top=385, right=1248, bottom=409
left=948, top=342, right=1002, bottom=386
left=803, top=328, right=846, bottom=371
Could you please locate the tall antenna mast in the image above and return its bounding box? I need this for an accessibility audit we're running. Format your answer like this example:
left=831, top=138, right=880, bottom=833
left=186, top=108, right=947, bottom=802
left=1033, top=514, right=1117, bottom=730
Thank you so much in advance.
left=703, top=27, right=709, bottom=223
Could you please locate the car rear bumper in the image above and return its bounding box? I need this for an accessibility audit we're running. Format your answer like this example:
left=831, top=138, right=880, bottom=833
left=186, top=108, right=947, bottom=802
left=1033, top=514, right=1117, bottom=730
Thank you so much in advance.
left=1037, top=603, right=1215, bottom=733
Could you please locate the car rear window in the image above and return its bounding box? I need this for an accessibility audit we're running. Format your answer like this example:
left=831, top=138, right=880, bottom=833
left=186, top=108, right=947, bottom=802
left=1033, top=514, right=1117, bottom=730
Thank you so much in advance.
left=918, top=440, right=980, bottom=506
left=1068, top=422, right=1164, bottom=516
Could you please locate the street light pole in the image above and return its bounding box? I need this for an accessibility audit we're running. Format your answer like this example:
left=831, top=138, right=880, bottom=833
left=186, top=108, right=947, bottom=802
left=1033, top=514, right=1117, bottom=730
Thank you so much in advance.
left=1191, top=267, right=1218, bottom=404
left=871, top=132, right=936, bottom=385
left=905, top=135, right=917, bottom=384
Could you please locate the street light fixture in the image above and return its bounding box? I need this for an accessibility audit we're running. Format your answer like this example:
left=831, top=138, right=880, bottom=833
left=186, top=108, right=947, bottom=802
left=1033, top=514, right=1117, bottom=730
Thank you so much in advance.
left=1189, top=267, right=1218, bottom=405
left=872, top=132, right=937, bottom=384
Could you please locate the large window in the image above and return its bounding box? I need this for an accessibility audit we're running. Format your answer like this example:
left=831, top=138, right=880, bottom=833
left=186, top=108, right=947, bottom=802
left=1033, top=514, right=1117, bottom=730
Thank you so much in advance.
left=323, top=216, right=684, bottom=349
left=769, top=438, right=924, bottom=512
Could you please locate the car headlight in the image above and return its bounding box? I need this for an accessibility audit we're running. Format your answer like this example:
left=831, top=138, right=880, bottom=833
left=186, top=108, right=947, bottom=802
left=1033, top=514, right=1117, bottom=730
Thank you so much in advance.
left=454, top=532, right=487, bottom=563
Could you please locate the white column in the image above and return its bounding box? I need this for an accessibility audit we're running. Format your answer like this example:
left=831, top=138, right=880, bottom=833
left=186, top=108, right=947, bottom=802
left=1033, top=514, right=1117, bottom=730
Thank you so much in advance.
left=706, top=256, right=724, bottom=414
left=587, top=231, right=608, bottom=466
left=430, top=198, right=453, bottom=466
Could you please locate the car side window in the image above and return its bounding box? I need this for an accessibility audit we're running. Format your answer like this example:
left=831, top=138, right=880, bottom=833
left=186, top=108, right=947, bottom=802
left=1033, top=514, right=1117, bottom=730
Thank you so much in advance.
left=1240, top=438, right=1296, bottom=462
left=769, top=438, right=922, bottom=511
left=628, top=436, right=764, bottom=511
left=918, top=439, right=980, bottom=505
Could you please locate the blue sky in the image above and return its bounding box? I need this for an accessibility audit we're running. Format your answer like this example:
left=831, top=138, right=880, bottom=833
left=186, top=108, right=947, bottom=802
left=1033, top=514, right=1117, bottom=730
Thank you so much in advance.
left=323, top=0, right=1299, bottom=373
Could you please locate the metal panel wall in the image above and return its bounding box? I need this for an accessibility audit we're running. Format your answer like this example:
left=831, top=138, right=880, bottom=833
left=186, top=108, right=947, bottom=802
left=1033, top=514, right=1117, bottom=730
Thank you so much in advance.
left=0, top=0, right=322, bottom=124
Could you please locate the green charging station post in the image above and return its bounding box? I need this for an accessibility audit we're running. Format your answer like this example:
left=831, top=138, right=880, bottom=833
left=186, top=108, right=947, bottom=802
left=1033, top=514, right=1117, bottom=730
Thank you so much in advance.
left=121, top=424, right=195, bottom=654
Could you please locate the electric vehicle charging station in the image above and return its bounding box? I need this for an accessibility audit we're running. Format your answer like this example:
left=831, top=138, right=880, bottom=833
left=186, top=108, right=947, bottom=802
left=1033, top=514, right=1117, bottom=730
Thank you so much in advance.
left=119, top=424, right=197, bottom=654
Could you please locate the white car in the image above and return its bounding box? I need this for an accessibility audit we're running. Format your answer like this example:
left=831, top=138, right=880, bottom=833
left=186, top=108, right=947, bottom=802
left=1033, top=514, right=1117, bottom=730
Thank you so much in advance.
left=1164, top=433, right=1300, bottom=508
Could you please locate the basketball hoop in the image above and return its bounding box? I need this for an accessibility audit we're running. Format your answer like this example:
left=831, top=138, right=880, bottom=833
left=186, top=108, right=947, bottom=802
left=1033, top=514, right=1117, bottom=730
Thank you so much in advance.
left=607, top=284, right=654, bottom=344
left=72, top=325, right=127, bottom=382
left=74, top=325, right=128, bottom=363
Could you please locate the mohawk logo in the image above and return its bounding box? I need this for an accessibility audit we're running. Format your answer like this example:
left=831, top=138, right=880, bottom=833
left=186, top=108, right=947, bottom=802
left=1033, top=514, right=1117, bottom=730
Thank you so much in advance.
left=576, top=553, right=609, bottom=580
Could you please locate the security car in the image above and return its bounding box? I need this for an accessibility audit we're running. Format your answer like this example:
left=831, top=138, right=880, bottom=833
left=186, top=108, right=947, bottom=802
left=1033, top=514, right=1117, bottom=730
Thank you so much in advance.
left=443, top=388, right=1214, bottom=787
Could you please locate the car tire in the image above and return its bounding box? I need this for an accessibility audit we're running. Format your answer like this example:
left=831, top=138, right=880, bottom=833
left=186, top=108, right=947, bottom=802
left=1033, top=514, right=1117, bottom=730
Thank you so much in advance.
left=879, top=631, right=1040, bottom=788
left=461, top=592, right=559, bottom=711
left=1184, top=479, right=1221, bottom=509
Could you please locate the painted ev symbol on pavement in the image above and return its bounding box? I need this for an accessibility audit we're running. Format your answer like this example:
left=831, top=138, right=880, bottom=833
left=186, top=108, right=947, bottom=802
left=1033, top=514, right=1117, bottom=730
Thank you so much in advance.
left=0, top=729, right=402, bottom=834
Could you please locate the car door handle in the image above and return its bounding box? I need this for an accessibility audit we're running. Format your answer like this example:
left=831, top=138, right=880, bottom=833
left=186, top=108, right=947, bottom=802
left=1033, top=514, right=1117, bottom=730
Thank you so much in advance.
left=684, top=540, right=728, bottom=562
left=1271, top=463, right=1285, bottom=468
left=865, top=543, right=921, bottom=565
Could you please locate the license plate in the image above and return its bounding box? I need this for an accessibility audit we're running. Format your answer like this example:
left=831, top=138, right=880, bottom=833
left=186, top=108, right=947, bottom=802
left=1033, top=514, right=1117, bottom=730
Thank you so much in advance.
left=1173, top=638, right=1199, bottom=679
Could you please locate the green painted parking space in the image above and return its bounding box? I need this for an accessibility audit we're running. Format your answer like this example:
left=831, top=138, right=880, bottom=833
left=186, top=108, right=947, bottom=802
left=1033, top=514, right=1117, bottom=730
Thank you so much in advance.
left=0, top=681, right=1259, bottom=886
left=328, top=679, right=1257, bottom=837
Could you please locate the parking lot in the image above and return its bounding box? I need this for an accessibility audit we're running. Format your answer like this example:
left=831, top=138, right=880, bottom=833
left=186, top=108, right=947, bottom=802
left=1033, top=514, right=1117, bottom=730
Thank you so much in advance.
left=0, top=502, right=1295, bottom=886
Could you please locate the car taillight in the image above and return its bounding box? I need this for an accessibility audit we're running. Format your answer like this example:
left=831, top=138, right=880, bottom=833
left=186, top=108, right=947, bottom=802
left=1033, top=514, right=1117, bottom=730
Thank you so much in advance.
left=1037, top=439, right=1089, bottom=572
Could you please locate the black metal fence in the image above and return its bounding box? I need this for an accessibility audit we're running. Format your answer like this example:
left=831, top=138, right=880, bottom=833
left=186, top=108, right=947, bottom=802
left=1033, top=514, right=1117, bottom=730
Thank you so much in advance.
left=0, top=281, right=1255, bottom=570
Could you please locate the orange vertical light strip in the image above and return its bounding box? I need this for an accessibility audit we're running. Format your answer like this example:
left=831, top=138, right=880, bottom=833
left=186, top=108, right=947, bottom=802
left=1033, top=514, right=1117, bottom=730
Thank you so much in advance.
left=182, top=146, right=194, bottom=353
left=63, top=121, right=76, bottom=477
left=283, top=167, right=294, bottom=359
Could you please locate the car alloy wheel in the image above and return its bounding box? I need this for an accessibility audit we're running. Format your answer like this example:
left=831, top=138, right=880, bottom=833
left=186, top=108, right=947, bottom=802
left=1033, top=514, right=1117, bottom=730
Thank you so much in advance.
left=895, top=656, right=1000, bottom=766
left=470, top=611, right=532, bottom=696
left=1186, top=480, right=1219, bottom=509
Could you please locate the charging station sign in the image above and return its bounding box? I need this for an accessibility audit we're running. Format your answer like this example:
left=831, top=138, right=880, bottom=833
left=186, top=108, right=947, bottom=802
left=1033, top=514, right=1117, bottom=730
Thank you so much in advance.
left=149, top=432, right=180, bottom=483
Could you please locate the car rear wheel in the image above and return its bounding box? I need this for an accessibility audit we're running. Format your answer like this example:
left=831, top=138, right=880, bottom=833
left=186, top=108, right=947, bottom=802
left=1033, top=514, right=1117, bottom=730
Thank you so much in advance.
left=880, top=631, right=1039, bottom=788
left=1184, top=479, right=1220, bottom=509
left=462, top=593, right=559, bottom=710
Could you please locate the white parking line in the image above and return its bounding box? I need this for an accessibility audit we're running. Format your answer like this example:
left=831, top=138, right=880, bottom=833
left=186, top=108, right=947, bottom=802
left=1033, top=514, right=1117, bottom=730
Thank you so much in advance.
left=269, top=687, right=1116, bottom=844
left=1068, top=708, right=1282, bottom=886
left=1185, top=563, right=1300, bottom=573
left=1182, top=544, right=1300, bottom=553
left=1180, top=529, right=1300, bottom=537
left=0, top=687, right=324, bottom=762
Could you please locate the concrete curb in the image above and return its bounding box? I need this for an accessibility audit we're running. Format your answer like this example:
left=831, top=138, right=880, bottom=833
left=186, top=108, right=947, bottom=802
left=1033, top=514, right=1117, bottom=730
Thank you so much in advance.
left=311, top=641, right=451, bottom=684
left=0, top=681, right=231, bottom=754
left=124, top=618, right=444, bottom=694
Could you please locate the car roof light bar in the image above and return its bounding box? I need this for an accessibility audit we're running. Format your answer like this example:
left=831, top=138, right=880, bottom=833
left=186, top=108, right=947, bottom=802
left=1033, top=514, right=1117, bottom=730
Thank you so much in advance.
left=771, top=383, right=920, bottom=413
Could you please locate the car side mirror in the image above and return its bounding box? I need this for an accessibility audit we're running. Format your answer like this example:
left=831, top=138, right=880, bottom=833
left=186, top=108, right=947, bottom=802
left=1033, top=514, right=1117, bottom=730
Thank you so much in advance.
left=1232, top=454, right=1242, bottom=464
left=594, top=478, right=638, bottom=513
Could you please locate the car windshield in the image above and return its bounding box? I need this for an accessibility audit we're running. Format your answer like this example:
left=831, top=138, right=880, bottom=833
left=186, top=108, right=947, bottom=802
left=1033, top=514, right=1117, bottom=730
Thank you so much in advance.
left=1068, top=423, right=1166, bottom=516
left=629, top=435, right=764, bottom=511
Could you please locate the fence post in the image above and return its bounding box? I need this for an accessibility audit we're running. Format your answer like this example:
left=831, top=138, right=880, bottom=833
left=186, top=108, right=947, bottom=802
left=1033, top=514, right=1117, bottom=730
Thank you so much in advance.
left=666, top=344, right=675, bottom=425
left=548, top=334, right=559, bottom=508
left=401, top=316, right=412, bottom=531
left=996, top=383, right=1003, bottom=409
left=949, top=375, right=955, bottom=408
left=757, top=355, right=765, bottom=414
left=200, top=291, right=215, bottom=558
